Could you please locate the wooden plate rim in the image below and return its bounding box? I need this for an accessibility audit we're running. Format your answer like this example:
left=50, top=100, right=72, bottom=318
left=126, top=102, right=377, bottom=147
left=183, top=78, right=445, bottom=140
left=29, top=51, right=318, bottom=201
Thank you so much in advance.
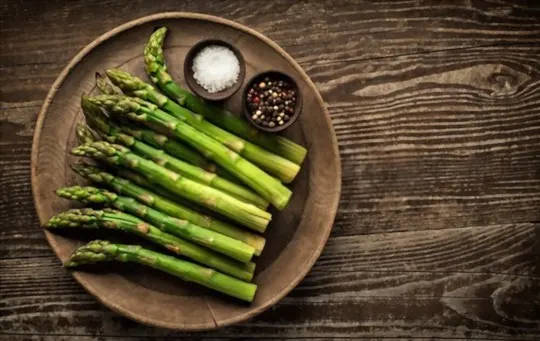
left=31, top=11, right=341, bottom=330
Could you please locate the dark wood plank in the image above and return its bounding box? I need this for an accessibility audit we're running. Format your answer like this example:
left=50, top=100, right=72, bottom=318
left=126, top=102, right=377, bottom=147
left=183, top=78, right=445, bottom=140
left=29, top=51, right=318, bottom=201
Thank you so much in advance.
left=2, top=0, right=540, bottom=65
left=327, top=44, right=540, bottom=235
left=1, top=224, right=539, bottom=338
left=0, top=101, right=49, bottom=258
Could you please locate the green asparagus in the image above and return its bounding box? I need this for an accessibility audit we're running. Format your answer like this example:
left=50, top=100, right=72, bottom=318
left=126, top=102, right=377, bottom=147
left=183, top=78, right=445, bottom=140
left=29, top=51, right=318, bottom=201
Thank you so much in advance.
left=144, top=27, right=307, bottom=166
left=46, top=209, right=255, bottom=281
left=95, top=72, right=122, bottom=95
left=86, top=95, right=292, bottom=210
left=91, top=78, right=242, bottom=183
left=56, top=186, right=256, bottom=263
left=84, top=92, right=223, bottom=172
left=65, top=240, right=257, bottom=302
left=111, top=166, right=204, bottom=211
left=119, top=123, right=238, bottom=181
left=71, top=163, right=266, bottom=255
left=72, top=141, right=271, bottom=232
left=81, top=104, right=269, bottom=209
left=112, top=166, right=240, bottom=222
left=107, top=68, right=300, bottom=183
left=76, top=123, right=96, bottom=144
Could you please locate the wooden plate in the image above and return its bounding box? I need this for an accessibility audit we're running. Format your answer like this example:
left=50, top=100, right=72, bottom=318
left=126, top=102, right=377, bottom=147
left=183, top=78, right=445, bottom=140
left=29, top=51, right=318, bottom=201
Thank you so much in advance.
left=31, top=12, right=341, bottom=330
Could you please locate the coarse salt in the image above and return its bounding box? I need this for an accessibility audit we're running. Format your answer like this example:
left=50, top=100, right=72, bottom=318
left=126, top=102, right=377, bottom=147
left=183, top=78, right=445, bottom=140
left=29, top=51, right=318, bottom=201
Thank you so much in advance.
left=192, top=45, right=240, bottom=94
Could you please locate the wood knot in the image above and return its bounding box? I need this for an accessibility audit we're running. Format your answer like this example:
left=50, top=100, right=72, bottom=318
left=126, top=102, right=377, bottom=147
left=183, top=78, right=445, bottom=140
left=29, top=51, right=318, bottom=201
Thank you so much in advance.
left=486, top=65, right=529, bottom=97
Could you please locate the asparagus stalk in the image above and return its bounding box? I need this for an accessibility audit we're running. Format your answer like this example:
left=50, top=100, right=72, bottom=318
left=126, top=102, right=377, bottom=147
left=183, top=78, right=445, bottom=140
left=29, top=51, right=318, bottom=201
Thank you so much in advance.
left=143, top=27, right=307, bottom=166
left=76, top=123, right=97, bottom=144
left=119, top=134, right=268, bottom=209
left=71, top=163, right=266, bottom=255
left=73, top=122, right=216, bottom=213
left=72, top=141, right=271, bottom=232
left=107, top=69, right=300, bottom=183
left=77, top=121, right=182, bottom=208
left=84, top=92, right=222, bottom=173
left=45, top=209, right=255, bottom=281
left=109, top=161, right=245, bottom=217
left=56, top=186, right=255, bottom=263
left=65, top=240, right=257, bottom=302
left=119, top=123, right=238, bottom=181
left=112, top=166, right=242, bottom=223
left=82, top=105, right=269, bottom=209
left=95, top=72, right=122, bottom=95
left=86, top=95, right=292, bottom=210
left=111, top=166, right=204, bottom=212
left=91, top=77, right=238, bottom=181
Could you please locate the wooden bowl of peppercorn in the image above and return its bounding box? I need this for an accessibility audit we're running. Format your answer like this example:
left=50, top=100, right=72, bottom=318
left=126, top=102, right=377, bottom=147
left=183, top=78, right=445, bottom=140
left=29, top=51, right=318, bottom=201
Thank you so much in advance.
left=243, top=70, right=302, bottom=132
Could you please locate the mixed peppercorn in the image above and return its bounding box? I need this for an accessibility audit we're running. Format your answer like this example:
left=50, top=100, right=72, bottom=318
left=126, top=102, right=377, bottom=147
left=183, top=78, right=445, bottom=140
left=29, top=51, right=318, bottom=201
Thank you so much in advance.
left=246, top=76, right=297, bottom=128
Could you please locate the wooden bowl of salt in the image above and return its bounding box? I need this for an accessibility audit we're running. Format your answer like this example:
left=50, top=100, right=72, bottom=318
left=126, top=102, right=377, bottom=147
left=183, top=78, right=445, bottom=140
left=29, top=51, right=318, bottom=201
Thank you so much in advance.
left=183, top=39, right=246, bottom=101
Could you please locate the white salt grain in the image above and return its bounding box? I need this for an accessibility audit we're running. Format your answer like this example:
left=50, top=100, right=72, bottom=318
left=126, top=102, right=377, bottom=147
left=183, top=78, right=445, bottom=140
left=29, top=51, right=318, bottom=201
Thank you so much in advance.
left=192, top=45, right=240, bottom=94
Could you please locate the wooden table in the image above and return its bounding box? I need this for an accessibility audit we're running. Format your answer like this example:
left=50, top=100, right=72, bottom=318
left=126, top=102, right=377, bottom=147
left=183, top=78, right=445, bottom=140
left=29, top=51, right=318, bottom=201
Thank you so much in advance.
left=1, top=1, right=539, bottom=339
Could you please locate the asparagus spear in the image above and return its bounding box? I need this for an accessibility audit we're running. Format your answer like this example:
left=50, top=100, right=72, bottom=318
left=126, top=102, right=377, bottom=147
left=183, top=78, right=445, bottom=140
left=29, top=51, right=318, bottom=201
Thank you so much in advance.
left=46, top=209, right=255, bottom=281
left=81, top=105, right=269, bottom=209
left=118, top=134, right=269, bottom=209
left=95, top=72, right=122, bottom=95
left=76, top=123, right=97, bottom=144
left=107, top=69, right=300, bottom=183
left=75, top=122, right=178, bottom=205
left=119, top=123, right=238, bottom=181
left=77, top=120, right=188, bottom=210
left=71, top=163, right=266, bottom=255
left=111, top=166, right=204, bottom=212
left=65, top=240, right=257, bottom=302
left=86, top=95, right=292, bottom=210
left=144, top=27, right=307, bottom=166
left=72, top=141, right=271, bottom=232
left=91, top=77, right=237, bottom=180
left=83, top=92, right=224, bottom=173
left=56, top=186, right=255, bottom=263
left=112, top=166, right=242, bottom=223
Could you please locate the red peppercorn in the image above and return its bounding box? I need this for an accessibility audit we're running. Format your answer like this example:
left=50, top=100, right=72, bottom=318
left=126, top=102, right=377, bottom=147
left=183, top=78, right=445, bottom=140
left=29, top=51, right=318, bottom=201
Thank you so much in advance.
left=253, top=97, right=260, bottom=103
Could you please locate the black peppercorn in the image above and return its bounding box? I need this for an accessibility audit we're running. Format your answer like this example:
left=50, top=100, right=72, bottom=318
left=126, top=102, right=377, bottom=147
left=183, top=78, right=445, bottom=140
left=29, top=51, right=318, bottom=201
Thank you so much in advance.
left=246, top=74, right=298, bottom=129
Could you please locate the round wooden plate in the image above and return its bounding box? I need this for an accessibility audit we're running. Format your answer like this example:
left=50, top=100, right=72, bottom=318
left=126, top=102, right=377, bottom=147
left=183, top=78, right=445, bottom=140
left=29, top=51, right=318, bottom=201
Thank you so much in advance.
left=31, top=12, right=341, bottom=330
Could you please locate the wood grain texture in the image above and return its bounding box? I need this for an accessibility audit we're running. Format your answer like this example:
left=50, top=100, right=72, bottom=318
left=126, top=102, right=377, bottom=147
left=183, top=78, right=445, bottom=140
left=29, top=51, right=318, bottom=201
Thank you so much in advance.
left=2, top=225, right=539, bottom=338
left=1, top=0, right=540, bottom=339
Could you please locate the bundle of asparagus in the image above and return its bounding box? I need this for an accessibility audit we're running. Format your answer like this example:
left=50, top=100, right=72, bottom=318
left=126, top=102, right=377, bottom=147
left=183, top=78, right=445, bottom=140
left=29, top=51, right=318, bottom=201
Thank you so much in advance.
left=45, top=27, right=307, bottom=303
left=70, top=163, right=266, bottom=255
left=106, top=68, right=301, bottom=184
left=144, top=27, right=307, bottom=166
left=66, top=240, right=256, bottom=302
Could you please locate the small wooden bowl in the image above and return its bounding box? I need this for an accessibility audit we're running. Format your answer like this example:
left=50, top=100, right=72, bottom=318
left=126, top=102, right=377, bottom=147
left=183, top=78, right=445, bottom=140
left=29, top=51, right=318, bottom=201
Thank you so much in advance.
left=243, top=70, right=302, bottom=133
left=183, top=39, right=246, bottom=101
